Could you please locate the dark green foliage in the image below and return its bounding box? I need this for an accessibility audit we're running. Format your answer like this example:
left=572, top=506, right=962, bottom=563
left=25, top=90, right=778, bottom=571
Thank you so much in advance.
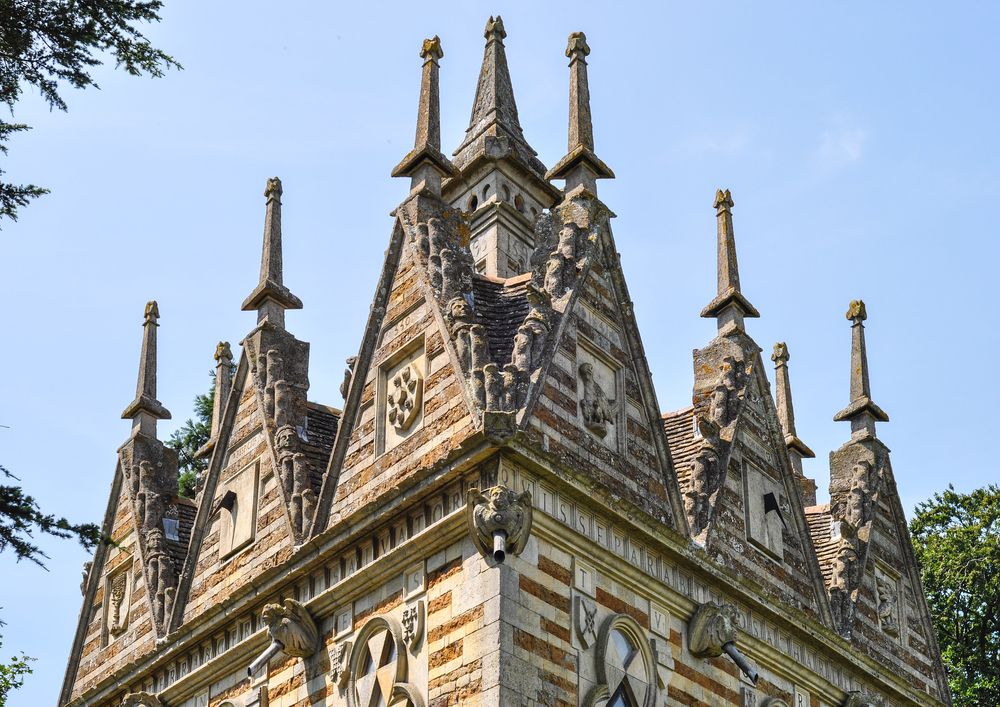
left=0, top=0, right=180, bottom=223
left=167, top=371, right=217, bottom=498
left=0, top=465, right=102, bottom=568
left=911, top=484, right=1000, bottom=706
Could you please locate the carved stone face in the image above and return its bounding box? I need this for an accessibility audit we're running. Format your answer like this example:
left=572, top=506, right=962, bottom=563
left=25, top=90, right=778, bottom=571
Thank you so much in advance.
left=579, top=361, right=595, bottom=382
left=275, top=425, right=298, bottom=451
left=448, top=296, right=472, bottom=323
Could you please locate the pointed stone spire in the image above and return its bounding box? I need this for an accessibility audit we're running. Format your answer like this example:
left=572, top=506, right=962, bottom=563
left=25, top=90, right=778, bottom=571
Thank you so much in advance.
left=546, top=31, right=614, bottom=193
left=834, top=300, right=888, bottom=437
left=121, top=301, right=171, bottom=436
left=700, top=189, right=760, bottom=333
left=392, top=35, right=457, bottom=195
left=452, top=16, right=547, bottom=178
left=195, top=342, right=233, bottom=460
left=772, top=342, right=817, bottom=505
left=241, top=177, right=303, bottom=328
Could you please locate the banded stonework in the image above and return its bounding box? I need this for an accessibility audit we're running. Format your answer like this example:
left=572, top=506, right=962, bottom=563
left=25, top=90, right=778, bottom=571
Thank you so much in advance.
left=62, top=17, right=948, bottom=707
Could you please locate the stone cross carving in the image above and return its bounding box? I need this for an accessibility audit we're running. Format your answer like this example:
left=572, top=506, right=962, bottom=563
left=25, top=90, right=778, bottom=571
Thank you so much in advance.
left=261, top=598, right=319, bottom=659
left=467, top=485, right=533, bottom=564
left=578, top=362, right=616, bottom=438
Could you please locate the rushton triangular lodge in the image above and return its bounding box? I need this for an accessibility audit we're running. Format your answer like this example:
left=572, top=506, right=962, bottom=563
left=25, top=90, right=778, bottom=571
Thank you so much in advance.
left=62, top=17, right=950, bottom=707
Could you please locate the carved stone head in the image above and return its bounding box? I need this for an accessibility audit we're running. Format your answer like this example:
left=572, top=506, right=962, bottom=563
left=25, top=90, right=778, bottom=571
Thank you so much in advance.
left=275, top=425, right=299, bottom=452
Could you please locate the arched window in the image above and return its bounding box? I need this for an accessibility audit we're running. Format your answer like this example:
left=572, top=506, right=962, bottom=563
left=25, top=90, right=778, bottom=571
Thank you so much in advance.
left=467, top=194, right=478, bottom=212
left=586, top=614, right=656, bottom=707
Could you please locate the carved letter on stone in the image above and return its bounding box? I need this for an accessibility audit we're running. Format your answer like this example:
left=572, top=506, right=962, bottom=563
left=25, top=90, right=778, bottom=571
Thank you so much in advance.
left=387, top=363, right=423, bottom=433
left=467, top=485, right=533, bottom=564
left=578, top=362, right=616, bottom=438
left=261, top=598, right=319, bottom=658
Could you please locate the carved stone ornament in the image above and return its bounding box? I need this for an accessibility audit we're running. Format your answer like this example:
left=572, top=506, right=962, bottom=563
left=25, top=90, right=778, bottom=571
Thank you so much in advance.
left=578, top=362, right=616, bottom=438
left=331, top=640, right=352, bottom=689
left=387, top=362, right=423, bottom=433
left=121, top=693, right=164, bottom=707
left=876, top=575, right=899, bottom=637
left=583, top=613, right=657, bottom=707
left=401, top=601, right=425, bottom=650
left=687, top=602, right=758, bottom=684
left=842, top=692, right=879, bottom=707
left=107, top=570, right=132, bottom=637
left=467, top=485, right=533, bottom=563
left=347, top=615, right=425, bottom=707
left=261, top=598, right=319, bottom=658
left=575, top=595, right=598, bottom=648
left=687, top=602, right=737, bottom=658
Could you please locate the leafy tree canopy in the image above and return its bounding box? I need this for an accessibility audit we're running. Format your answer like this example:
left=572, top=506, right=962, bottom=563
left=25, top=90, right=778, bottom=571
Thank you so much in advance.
left=0, top=0, right=180, bottom=222
left=911, top=484, right=1000, bottom=706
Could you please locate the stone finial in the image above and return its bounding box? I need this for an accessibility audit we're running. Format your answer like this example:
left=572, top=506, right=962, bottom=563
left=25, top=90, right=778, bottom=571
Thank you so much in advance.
left=834, top=299, right=888, bottom=436
left=546, top=31, right=615, bottom=192
left=700, top=188, right=760, bottom=332
left=772, top=342, right=817, bottom=505
left=484, top=15, right=506, bottom=41
left=121, top=300, right=171, bottom=436
left=392, top=35, right=457, bottom=193
left=451, top=16, right=548, bottom=178
left=241, top=177, right=303, bottom=328
left=421, top=35, right=443, bottom=62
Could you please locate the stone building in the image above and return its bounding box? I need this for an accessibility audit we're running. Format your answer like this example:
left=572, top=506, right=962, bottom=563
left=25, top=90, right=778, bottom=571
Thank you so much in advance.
left=61, top=17, right=950, bottom=707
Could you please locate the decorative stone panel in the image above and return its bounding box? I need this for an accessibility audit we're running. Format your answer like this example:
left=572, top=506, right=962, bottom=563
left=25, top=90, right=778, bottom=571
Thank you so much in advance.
left=378, top=341, right=426, bottom=454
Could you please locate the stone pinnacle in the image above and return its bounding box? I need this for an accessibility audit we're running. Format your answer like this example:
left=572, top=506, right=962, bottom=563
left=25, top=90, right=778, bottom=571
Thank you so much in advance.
left=391, top=35, right=456, bottom=194
left=241, top=177, right=303, bottom=328
left=546, top=31, right=615, bottom=193
left=833, top=299, right=888, bottom=436
left=121, top=300, right=171, bottom=436
left=700, top=188, right=760, bottom=332
left=772, top=342, right=817, bottom=505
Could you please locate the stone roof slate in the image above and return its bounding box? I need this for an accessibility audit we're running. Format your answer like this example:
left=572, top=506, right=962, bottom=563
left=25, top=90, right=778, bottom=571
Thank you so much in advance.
left=472, top=274, right=531, bottom=365
left=805, top=503, right=836, bottom=587
left=662, top=406, right=698, bottom=489
left=304, top=403, right=340, bottom=496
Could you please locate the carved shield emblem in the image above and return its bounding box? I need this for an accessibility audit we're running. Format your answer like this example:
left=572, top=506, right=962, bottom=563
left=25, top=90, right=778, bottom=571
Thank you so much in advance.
left=387, top=363, right=423, bottom=433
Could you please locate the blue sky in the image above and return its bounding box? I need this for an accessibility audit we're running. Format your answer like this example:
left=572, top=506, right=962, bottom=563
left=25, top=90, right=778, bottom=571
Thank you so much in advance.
left=1, top=2, right=998, bottom=704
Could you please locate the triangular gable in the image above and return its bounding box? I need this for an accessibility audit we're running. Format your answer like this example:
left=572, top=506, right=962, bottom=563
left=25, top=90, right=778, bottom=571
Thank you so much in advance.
left=515, top=187, right=686, bottom=531
left=170, top=343, right=299, bottom=627
left=826, top=437, right=950, bottom=699
left=681, top=333, right=831, bottom=621
left=60, top=454, right=168, bottom=704
left=317, top=194, right=483, bottom=527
